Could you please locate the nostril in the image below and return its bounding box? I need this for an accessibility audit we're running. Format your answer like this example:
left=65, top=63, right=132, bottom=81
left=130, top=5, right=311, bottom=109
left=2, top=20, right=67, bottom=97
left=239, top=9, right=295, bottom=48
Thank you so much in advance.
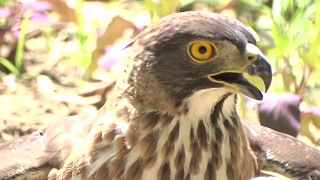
left=247, top=55, right=256, bottom=61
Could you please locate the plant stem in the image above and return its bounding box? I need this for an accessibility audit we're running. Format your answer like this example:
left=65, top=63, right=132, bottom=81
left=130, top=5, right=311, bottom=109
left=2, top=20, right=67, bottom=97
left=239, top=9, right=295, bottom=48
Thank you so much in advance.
left=297, top=65, right=314, bottom=95
left=0, top=57, right=19, bottom=75
left=15, top=10, right=30, bottom=73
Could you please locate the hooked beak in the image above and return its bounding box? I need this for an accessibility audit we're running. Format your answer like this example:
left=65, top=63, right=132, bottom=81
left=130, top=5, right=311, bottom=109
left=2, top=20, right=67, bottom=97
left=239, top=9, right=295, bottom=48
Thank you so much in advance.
left=208, top=43, right=272, bottom=100
left=237, top=54, right=272, bottom=100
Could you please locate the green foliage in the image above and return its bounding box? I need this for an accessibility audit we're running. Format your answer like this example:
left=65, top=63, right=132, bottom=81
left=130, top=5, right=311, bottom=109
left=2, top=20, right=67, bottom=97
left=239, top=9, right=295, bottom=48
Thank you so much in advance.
left=266, top=0, right=320, bottom=102
left=144, top=0, right=180, bottom=21
left=0, top=7, right=30, bottom=77
left=15, top=10, right=30, bottom=74
left=0, top=57, right=19, bottom=75
left=0, top=0, right=6, bottom=6
left=74, top=0, right=91, bottom=72
left=301, top=111, right=320, bottom=144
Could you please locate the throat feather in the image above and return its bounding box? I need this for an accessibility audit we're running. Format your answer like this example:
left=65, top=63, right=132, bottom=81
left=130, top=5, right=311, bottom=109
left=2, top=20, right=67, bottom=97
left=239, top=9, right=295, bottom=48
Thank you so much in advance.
left=78, top=88, right=256, bottom=180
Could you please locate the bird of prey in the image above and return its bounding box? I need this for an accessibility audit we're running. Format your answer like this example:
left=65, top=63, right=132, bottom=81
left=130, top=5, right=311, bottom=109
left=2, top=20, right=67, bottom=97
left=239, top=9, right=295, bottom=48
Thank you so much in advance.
left=0, top=11, right=319, bottom=180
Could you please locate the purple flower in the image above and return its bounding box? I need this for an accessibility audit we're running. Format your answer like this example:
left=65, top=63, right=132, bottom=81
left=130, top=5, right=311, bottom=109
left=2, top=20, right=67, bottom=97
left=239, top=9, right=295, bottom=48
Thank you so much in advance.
left=0, top=8, right=11, bottom=18
left=257, top=93, right=302, bottom=137
left=31, top=12, right=51, bottom=24
left=98, top=40, right=132, bottom=71
left=22, top=1, right=52, bottom=12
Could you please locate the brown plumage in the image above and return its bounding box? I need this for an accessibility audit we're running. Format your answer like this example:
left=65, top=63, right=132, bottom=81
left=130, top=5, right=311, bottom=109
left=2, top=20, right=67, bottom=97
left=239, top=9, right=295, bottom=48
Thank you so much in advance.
left=0, top=11, right=318, bottom=180
left=244, top=121, right=320, bottom=179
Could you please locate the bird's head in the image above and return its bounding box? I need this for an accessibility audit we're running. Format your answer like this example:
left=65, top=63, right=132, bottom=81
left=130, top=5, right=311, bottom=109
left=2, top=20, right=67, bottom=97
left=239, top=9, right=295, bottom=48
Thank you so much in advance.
left=124, top=11, right=271, bottom=111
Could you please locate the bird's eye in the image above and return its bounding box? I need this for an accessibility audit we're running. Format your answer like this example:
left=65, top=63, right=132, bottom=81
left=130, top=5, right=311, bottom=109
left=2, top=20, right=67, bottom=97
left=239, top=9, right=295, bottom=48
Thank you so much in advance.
left=188, top=41, right=218, bottom=62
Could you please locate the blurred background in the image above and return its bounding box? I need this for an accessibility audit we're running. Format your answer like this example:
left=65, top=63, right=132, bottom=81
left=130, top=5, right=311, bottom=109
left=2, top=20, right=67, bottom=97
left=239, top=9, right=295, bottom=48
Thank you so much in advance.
left=0, top=0, right=319, bottom=155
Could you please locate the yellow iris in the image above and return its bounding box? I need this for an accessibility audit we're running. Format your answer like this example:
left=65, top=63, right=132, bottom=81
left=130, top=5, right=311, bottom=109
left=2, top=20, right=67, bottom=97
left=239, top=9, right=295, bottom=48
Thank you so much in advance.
left=188, top=41, right=217, bottom=62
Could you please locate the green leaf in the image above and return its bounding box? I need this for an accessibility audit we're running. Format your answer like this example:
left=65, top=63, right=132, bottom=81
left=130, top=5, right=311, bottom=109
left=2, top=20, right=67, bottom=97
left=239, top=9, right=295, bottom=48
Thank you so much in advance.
left=0, top=57, right=19, bottom=75
left=15, top=9, right=30, bottom=72
left=270, top=23, right=290, bottom=55
left=144, top=0, right=180, bottom=20
left=281, top=71, right=296, bottom=92
left=303, top=31, right=320, bottom=68
left=300, top=111, right=320, bottom=144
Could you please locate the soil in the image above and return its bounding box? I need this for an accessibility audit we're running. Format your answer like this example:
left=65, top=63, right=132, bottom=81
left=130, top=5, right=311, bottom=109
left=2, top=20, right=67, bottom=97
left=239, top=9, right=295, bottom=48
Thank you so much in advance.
left=0, top=39, right=110, bottom=142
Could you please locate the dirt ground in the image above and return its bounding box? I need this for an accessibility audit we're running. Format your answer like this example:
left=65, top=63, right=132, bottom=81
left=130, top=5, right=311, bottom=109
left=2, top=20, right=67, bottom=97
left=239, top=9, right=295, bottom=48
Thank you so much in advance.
left=0, top=45, right=112, bottom=142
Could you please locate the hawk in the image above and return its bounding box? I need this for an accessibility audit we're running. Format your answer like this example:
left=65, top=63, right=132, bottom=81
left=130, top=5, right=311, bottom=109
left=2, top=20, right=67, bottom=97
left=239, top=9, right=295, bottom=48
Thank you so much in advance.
left=0, top=11, right=319, bottom=180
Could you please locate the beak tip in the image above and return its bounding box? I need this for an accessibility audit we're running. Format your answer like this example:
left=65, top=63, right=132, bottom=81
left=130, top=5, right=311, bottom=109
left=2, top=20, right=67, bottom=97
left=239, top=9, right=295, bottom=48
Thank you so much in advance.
left=248, top=54, right=272, bottom=93
left=263, top=69, right=272, bottom=92
left=253, top=90, right=263, bottom=101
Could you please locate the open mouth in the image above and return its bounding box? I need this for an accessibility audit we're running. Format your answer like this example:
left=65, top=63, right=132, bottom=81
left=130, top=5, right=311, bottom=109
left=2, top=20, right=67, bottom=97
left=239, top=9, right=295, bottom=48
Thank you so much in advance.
left=210, top=72, right=243, bottom=84
left=206, top=44, right=272, bottom=101
left=209, top=72, right=263, bottom=100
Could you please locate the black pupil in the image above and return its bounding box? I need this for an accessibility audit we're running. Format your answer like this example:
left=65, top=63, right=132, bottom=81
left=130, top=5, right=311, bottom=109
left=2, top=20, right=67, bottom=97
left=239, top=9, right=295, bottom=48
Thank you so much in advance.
left=199, top=46, right=207, bottom=54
